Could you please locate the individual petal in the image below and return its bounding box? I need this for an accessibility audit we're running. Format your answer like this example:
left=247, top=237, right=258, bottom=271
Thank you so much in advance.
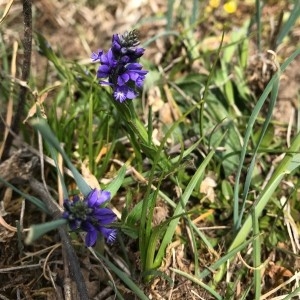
left=85, top=229, right=98, bottom=247
left=91, top=49, right=103, bottom=61
left=107, top=229, right=117, bottom=244
left=97, top=190, right=111, bottom=206
left=126, top=63, right=143, bottom=70
left=107, top=49, right=117, bottom=65
left=136, top=75, right=146, bottom=88
left=128, top=71, right=139, bottom=81
left=112, top=34, right=121, bottom=46
left=112, top=44, right=121, bottom=56
left=93, top=208, right=116, bottom=224
left=120, top=55, right=130, bottom=64
left=125, top=87, right=138, bottom=99
left=99, top=227, right=117, bottom=244
left=101, top=49, right=117, bottom=67
left=100, top=51, right=109, bottom=65
left=134, top=47, right=145, bottom=57
left=111, top=37, right=121, bottom=55
left=117, top=73, right=130, bottom=86
left=97, top=65, right=111, bottom=78
left=81, top=220, right=95, bottom=232
left=86, top=189, right=98, bottom=207
left=113, top=86, right=127, bottom=102
left=130, top=69, right=148, bottom=77
left=138, top=70, right=148, bottom=76
left=87, top=189, right=110, bottom=207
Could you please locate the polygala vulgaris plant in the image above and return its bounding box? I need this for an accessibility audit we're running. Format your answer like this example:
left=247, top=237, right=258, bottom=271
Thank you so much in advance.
left=62, top=189, right=117, bottom=247
left=92, top=30, right=148, bottom=102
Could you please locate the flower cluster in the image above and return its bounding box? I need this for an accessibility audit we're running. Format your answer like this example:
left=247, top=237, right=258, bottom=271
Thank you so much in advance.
left=62, top=189, right=117, bottom=247
left=92, top=30, right=148, bottom=103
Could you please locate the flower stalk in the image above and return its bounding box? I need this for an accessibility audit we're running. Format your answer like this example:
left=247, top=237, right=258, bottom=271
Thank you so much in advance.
left=92, top=30, right=170, bottom=166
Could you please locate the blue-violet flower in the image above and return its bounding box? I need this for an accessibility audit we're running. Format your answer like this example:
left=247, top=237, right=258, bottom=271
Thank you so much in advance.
left=62, top=189, right=117, bottom=247
left=92, top=30, right=148, bottom=103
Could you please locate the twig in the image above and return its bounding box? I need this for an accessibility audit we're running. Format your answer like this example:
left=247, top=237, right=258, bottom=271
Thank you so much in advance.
left=2, top=0, right=32, bottom=160
left=29, top=178, right=89, bottom=300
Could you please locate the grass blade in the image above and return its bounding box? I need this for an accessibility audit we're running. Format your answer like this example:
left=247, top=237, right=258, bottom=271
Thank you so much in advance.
left=276, top=1, right=300, bottom=47
left=99, top=254, right=149, bottom=300
left=233, top=48, right=300, bottom=229
left=216, top=132, right=300, bottom=282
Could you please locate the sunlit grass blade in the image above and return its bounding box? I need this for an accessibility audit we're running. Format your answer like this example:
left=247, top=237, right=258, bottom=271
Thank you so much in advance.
left=0, top=177, right=48, bottom=213
left=190, top=0, right=199, bottom=25
left=215, top=132, right=300, bottom=283
left=237, top=54, right=280, bottom=229
left=185, top=215, right=200, bottom=276
left=166, top=0, right=175, bottom=30
left=107, top=282, right=125, bottom=300
left=253, top=211, right=262, bottom=300
left=98, top=254, right=149, bottom=300
left=255, top=0, right=262, bottom=52
left=233, top=48, right=300, bottom=230
left=276, top=1, right=300, bottom=48
left=199, top=31, right=225, bottom=137
left=105, top=165, right=126, bottom=198
left=153, top=135, right=225, bottom=268
left=198, top=238, right=253, bottom=280
left=170, top=268, right=222, bottom=300
left=25, top=219, right=67, bottom=244
left=30, top=117, right=91, bottom=196
left=0, top=0, right=14, bottom=25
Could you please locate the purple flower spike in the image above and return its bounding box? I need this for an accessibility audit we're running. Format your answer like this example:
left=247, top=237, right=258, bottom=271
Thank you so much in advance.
left=92, top=30, right=148, bottom=102
left=62, top=189, right=117, bottom=247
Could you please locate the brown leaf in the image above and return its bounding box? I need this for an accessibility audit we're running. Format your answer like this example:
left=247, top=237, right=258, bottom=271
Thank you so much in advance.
left=200, top=176, right=217, bottom=202
left=81, top=162, right=100, bottom=189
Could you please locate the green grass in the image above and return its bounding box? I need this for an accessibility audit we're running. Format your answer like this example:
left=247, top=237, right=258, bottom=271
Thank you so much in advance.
left=1, top=0, right=300, bottom=299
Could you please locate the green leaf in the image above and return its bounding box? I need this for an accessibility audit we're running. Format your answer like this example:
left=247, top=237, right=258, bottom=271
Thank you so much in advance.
left=25, top=219, right=67, bottom=244
left=106, top=165, right=126, bottom=198
left=221, top=179, right=233, bottom=201
left=125, top=200, right=143, bottom=226
left=276, top=1, right=300, bottom=47
left=97, top=254, right=149, bottom=300
left=233, top=47, right=300, bottom=229
left=30, top=117, right=91, bottom=196
left=153, top=139, right=223, bottom=268
left=170, top=268, right=222, bottom=300
left=215, top=132, right=300, bottom=283
left=0, top=177, right=48, bottom=213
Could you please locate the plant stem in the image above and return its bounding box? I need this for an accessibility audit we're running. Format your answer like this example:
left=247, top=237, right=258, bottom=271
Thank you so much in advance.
left=2, top=0, right=32, bottom=160
left=29, top=178, right=89, bottom=299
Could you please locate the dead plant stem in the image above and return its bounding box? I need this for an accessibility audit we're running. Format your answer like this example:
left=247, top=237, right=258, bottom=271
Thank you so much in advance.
left=2, top=0, right=32, bottom=160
